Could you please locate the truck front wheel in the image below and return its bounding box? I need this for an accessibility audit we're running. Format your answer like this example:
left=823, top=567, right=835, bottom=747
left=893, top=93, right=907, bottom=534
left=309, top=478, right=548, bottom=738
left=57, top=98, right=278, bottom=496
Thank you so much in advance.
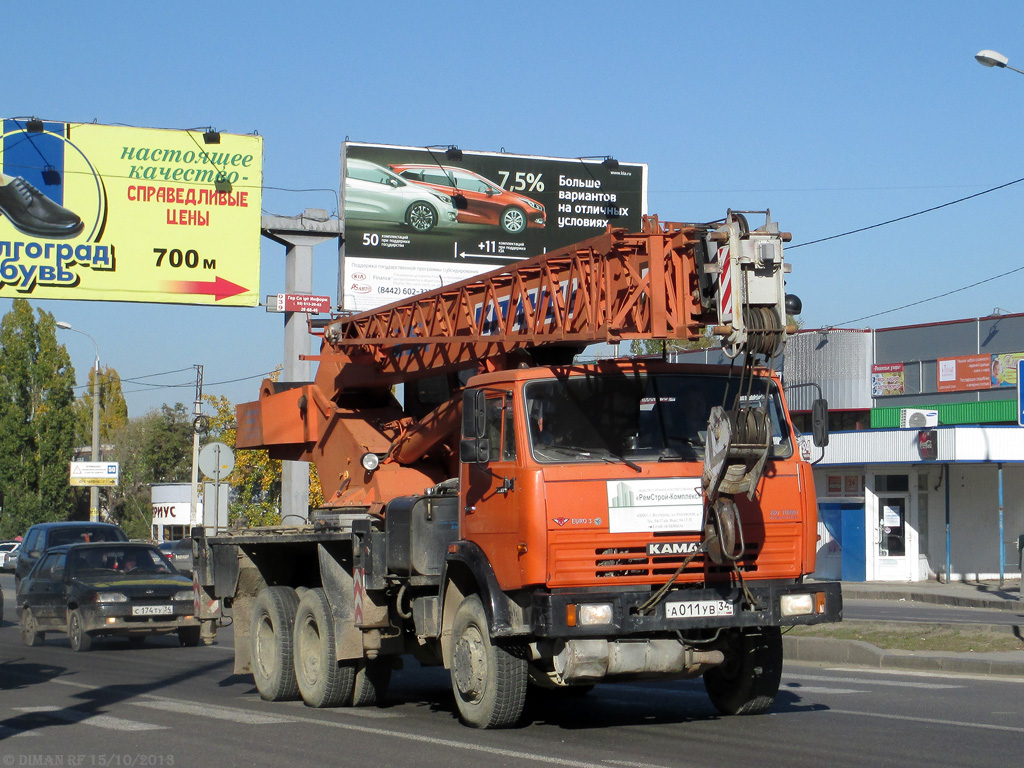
left=450, top=594, right=527, bottom=729
left=250, top=586, right=300, bottom=701
left=294, top=588, right=354, bottom=708
left=703, top=627, right=783, bottom=716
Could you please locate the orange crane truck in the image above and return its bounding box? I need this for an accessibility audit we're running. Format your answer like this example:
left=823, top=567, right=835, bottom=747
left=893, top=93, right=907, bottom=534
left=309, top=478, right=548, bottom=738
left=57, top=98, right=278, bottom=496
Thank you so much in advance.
left=195, top=211, right=840, bottom=728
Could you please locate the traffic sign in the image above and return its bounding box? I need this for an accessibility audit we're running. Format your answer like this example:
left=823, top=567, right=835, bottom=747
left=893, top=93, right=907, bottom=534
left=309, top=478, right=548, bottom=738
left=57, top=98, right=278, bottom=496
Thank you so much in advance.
left=199, top=442, right=235, bottom=481
left=69, top=461, right=120, bottom=487
left=1018, top=360, right=1024, bottom=426
left=266, top=293, right=332, bottom=314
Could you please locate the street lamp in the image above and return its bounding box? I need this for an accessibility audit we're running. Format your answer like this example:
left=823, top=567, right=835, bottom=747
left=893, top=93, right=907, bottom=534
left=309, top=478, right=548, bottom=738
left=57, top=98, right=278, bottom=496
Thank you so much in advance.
left=56, top=321, right=102, bottom=523
left=975, top=49, right=1024, bottom=76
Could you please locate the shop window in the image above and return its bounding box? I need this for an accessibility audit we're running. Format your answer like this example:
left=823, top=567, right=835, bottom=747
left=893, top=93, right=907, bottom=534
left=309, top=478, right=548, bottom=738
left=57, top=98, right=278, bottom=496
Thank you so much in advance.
left=875, top=474, right=909, bottom=493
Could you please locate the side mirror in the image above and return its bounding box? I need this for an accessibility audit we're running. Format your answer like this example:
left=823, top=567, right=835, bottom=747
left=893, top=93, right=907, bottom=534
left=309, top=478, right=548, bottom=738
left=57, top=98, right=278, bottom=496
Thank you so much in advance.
left=461, top=389, right=486, bottom=439
left=811, top=399, right=829, bottom=448
left=459, top=437, right=491, bottom=464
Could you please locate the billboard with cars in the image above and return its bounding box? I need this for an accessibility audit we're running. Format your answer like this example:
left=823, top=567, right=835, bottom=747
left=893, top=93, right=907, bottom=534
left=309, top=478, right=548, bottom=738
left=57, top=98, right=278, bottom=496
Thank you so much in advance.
left=340, top=142, right=647, bottom=312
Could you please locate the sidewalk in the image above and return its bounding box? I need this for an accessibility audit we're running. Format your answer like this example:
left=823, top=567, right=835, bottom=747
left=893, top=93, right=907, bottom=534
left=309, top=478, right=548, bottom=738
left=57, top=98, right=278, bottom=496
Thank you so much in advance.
left=784, top=578, right=1024, bottom=677
left=838, top=577, right=1023, bottom=611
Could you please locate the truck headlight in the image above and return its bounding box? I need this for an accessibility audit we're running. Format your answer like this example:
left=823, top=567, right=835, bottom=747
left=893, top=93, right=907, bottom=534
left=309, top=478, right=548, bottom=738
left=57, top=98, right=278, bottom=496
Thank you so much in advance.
left=573, top=603, right=613, bottom=626
left=780, top=593, right=814, bottom=617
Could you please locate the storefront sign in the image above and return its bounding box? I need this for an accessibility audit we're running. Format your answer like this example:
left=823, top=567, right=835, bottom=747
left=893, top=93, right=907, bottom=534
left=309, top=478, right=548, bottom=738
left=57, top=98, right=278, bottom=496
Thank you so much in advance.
left=871, top=363, right=905, bottom=396
left=937, top=354, right=992, bottom=392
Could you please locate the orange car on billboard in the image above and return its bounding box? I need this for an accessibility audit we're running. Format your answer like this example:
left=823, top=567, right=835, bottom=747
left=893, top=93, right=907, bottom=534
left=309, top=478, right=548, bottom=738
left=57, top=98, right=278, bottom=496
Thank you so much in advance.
left=390, top=164, right=545, bottom=234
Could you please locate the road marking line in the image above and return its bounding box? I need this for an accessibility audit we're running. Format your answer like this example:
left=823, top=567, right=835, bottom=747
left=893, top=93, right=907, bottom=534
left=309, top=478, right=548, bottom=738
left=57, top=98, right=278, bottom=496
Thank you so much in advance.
left=823, top=666, right=1024, bottom=685
left=784, top=673, right=961, bottom=689
left=780, top=685, right=868, bottom=694
left=816, top=708, right=1024, bottom=733
left=14, top=706, right=165, bottom=732
left=132, top=697, right=300, bottom=725
left=254, top=710, right=636, bottom=768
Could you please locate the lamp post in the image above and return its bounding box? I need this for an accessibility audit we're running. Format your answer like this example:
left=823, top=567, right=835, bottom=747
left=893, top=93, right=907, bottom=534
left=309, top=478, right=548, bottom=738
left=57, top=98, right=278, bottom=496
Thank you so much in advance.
left=975, top=49, right=1024, bottom=76
left=56, top=321, right=101, bottom=523
left=975, top=48, right=1022, bottom=586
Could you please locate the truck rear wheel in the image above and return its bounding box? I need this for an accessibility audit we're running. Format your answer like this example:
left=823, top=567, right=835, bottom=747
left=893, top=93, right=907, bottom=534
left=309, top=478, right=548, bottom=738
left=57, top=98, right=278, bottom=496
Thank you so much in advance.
left=250, top=586, right=300, bottom=701
left=294, top=588, right=354, bottom=708
left=450, top=594, right=527, bottom=729
left=703, top=627, right=783, bottom=715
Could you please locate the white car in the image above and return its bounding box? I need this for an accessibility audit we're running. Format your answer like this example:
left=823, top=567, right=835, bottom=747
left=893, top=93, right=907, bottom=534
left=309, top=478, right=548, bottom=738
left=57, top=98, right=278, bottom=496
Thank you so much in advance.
left=0, top=541, right=19, bottom=572
left=344, top=158, right=458, bottom=233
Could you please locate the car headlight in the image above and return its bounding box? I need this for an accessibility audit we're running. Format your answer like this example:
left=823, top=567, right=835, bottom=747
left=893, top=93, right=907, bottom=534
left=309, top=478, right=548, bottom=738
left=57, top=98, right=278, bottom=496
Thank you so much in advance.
left=174, top=589, right=196, bottom=601
left=526, top=200, right=543, bottom=212
left=431, top=192, right=453, bottom=205
left=94, top=592, right=128, bottom=603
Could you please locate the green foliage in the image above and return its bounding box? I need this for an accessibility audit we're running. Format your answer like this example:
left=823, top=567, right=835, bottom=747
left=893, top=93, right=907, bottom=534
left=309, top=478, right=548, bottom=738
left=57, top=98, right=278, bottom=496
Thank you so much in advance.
left=630, top=329, right=717, bottom=357
left=106, top=403, right=194, bottom=536
left=74, top=365, right=129, bottom=446
left=204, top=393, right=282, bottom=528
left=0, top=300, right=78, bottom=537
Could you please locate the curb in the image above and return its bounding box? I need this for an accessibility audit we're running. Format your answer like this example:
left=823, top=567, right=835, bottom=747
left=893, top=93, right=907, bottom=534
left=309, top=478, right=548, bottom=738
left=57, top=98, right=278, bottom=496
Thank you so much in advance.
left=783, top=635, right=1024, bottom=677
left=841, top=587, right=1024, bottom=612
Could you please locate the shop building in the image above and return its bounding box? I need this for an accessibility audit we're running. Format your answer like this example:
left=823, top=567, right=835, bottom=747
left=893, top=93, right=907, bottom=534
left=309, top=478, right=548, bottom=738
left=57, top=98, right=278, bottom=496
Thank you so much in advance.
left=673, top=312, right=1024, bottom=583
left=784, top=315, right=1024, bottom=583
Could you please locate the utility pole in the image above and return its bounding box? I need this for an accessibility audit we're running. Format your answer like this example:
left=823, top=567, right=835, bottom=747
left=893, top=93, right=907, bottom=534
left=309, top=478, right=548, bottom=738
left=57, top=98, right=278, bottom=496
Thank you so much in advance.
left=190, top=365, right=205, bottom=534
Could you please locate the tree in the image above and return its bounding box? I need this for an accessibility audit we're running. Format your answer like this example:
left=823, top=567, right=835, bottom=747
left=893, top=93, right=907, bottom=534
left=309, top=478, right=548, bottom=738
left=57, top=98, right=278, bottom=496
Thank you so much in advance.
left=106, top=403, right=194, bottom=539
left=73, top=364, right=129, bottom=447
left=0, top=300, right=78, bottom=537
left=630, top=329, right=717, bottom=357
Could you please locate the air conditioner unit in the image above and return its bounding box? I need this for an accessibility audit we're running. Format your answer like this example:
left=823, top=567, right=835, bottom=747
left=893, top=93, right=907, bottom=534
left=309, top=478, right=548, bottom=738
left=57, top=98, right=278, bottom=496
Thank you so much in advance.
left=900, top=408, right=938, bottom=428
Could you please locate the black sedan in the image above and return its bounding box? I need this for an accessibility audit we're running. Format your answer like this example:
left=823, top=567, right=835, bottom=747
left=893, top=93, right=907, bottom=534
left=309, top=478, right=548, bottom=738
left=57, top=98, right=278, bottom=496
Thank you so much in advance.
left=17, top=542, right=201, bottom=651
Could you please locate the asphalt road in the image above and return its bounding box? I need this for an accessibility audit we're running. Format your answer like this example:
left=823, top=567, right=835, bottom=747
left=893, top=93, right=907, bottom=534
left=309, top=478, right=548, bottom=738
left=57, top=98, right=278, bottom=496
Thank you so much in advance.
left=844, top=598, right=1024, bottom=629
left=2, top=573, right=1023, bottom=768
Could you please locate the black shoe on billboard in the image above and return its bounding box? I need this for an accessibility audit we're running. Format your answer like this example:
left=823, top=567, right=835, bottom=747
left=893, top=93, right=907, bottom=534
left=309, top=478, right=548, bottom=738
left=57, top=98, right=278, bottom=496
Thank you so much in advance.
left=0, top=176, right=84, bottom=239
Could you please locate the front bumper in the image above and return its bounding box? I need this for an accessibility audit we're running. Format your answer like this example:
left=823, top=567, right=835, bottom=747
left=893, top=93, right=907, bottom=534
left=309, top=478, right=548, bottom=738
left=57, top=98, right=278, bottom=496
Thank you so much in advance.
left=531, top=581, right=842, bottom=638
left=79, top=603, right=200, bottom=636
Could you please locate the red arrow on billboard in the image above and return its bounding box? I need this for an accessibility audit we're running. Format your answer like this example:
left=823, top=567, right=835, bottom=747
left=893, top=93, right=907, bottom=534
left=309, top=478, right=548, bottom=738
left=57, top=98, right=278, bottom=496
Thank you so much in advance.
left=162, top=276, right=248, bottom=301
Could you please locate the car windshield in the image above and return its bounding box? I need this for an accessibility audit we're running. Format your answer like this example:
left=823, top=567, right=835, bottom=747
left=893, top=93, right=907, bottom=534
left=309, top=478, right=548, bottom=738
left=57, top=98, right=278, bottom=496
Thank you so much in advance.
left=525, top=371, right=792, bottom=464
left=49, top=527, right=125, bottom=546
left=69, top=545, right=174, bottom=577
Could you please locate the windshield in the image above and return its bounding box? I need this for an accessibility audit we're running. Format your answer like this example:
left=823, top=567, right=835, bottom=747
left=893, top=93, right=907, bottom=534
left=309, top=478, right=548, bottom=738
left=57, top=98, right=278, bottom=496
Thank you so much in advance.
left=69, top=545, right=175, bottom=577
left=525, top=372, right=791, bottom=464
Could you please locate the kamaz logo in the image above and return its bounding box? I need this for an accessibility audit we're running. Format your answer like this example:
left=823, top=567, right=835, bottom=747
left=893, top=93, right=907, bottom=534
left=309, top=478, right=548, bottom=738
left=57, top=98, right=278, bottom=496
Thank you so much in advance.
left=646, top=541, right=701, bottom=556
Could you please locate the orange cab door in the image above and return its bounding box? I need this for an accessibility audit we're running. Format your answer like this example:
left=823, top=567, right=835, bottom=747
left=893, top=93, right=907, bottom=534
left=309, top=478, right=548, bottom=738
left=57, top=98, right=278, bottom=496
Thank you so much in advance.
left=461, top=392, right=524, bottom=589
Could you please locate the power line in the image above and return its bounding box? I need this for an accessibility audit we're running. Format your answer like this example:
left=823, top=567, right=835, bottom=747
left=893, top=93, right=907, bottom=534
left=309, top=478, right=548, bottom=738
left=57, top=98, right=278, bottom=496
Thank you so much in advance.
left=788, top=176, right=1024, bottom=250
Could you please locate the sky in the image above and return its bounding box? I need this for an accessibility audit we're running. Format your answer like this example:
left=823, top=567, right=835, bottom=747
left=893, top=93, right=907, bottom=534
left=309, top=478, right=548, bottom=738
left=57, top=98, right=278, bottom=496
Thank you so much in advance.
left=5, top=0, right=1024, bottom=417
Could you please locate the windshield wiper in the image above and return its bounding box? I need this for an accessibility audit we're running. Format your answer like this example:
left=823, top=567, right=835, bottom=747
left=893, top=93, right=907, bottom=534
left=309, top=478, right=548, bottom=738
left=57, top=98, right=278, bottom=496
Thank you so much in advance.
left=587, top=450, right=642, bottom=473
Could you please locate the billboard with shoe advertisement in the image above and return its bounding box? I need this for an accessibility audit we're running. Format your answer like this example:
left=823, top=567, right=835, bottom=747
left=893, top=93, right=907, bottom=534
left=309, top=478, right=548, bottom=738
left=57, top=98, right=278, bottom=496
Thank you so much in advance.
left=0, top=118, right=262, bottom=306
left=340, top=142, right=647, bottom=312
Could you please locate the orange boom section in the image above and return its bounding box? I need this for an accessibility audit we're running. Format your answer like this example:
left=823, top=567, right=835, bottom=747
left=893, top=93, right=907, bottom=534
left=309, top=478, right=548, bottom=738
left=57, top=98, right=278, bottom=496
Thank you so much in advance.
left=237, top=217, right=722, bottom=504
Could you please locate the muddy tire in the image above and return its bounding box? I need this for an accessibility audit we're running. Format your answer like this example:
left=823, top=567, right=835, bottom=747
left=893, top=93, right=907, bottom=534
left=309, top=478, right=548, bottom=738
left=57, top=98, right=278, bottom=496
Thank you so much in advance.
left=703, top=627, right=783, bottom=715
left=250, top=586, right=300, bottom=701
left=450, top=594, right=527, bottom=728
left=21, top=608, right=44, bottom=647
left=294, top=588, right=354, bottom=708
left=68, top=609, right=93, bottom=652
left=351, top=658, right=392, bottom=707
